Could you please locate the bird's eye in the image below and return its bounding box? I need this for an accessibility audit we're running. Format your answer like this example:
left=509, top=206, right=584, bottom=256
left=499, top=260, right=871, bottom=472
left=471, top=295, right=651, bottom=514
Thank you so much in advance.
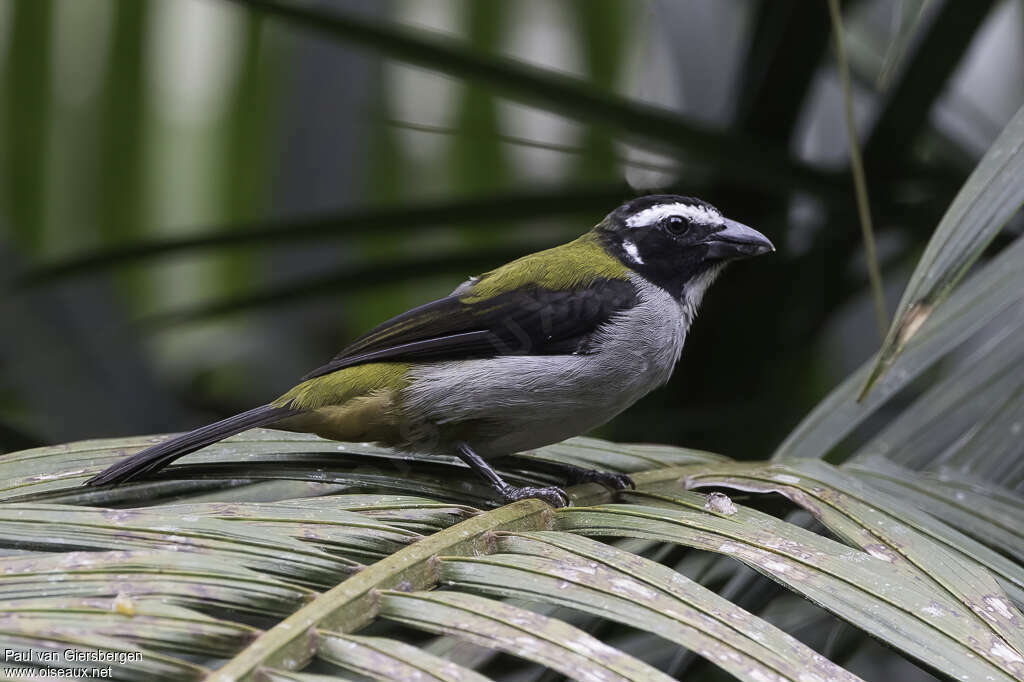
left=664, top=215, right=689, bottom=235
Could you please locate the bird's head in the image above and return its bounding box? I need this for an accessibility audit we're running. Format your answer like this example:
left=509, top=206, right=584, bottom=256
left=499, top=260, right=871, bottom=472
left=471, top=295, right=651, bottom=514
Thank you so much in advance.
left=596, top=194, right=774, bottom=303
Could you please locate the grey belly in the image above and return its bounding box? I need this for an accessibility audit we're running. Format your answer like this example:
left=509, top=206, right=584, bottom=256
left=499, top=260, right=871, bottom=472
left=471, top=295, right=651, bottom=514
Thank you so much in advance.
left=397, top=277, right=688, bottom=457
left=400, top=353, right=669, bottom=457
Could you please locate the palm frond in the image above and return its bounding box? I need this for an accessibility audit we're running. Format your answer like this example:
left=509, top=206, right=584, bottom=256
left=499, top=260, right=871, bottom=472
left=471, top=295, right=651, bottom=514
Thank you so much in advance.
left=2, top=433, right=1021, bottom=680
left=561, top=491, right=1023, bottom=681
left=863, top=103, right=1024, bottom=396
left=775, top=232, right=1024, bottom=462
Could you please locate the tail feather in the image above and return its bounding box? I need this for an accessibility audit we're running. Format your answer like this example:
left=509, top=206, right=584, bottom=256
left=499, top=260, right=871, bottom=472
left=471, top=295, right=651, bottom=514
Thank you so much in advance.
left=85, top=404, right=300, bottom=486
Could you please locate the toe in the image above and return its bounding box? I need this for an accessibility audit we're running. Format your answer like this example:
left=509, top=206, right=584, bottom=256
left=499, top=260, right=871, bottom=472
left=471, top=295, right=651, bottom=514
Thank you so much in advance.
left=501, top=485, right=570, bottom=508
left=592, top=471, right=635, bottom=491
left=536, top=486, right=570, bottom=508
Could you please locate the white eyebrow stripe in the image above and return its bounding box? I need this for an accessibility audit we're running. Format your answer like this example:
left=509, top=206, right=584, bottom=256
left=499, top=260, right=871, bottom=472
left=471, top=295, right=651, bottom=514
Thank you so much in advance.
left=625, top=202, right=723, bottom=228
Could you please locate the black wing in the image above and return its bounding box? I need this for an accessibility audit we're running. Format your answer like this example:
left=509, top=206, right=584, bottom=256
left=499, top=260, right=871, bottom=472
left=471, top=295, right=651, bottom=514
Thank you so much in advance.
left=301, top=278, right=639, bottom=380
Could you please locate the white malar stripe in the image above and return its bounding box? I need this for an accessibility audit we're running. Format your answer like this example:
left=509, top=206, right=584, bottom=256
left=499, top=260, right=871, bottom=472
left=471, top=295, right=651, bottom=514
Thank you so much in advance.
left=622, top=239, right=644, bottom=264
left=625, top=202, right=723, bottom=228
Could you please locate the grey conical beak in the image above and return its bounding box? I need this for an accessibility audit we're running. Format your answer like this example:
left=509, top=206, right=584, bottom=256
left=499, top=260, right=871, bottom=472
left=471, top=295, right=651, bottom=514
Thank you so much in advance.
left=705, top=218, right=775, bottom=260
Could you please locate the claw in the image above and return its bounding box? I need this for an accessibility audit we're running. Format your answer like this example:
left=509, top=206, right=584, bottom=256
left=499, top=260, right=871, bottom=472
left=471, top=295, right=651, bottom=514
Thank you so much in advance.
left=566, top=468, right=635, bottom=491
left=501, top=484, right=571, bottom=508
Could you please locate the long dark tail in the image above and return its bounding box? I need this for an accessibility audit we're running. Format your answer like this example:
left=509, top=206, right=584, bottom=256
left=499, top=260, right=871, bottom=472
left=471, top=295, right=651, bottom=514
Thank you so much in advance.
left=85, top=404, right=300, bottom=486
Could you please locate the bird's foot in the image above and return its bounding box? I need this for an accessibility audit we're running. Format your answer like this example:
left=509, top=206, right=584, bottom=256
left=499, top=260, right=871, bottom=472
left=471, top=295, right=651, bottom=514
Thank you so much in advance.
left=564, top=467, right=635, bottom=491
left=500, top=484, right=570, bottom=508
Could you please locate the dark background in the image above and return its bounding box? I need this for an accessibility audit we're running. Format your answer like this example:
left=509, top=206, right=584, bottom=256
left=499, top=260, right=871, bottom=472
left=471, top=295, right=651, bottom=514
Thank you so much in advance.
left=1, top=0, right=1022, bottom=459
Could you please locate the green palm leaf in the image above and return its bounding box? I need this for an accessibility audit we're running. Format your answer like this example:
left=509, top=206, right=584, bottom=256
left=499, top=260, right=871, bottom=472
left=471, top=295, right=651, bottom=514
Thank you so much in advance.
left=774, top=232, right=1024, bottom=463
left=3, top=433, right=1022, bottom=680
left=862, top=103, right=1024, bottom=397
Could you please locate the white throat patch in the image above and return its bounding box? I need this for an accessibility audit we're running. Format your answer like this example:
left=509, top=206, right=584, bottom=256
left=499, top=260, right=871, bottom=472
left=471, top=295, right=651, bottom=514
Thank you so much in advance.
left=625, top=202, right=723, bottom=228
left=681, top=264, right=724, bottom=326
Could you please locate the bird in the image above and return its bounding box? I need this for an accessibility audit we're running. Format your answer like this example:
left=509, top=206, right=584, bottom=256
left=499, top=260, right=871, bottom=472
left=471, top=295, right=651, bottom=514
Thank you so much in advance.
left=86, top=194, right=774, bottom=506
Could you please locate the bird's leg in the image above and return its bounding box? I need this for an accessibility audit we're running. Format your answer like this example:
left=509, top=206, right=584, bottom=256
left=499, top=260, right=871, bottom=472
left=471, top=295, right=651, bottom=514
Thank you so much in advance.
left=455, top=443, right=570, bottom=508
left=503, top=456, right=635, bottom=492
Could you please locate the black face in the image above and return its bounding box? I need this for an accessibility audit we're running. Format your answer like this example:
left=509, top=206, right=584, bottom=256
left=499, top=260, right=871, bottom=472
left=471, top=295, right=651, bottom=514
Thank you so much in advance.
left=597, top=194, right=773, bottom=300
